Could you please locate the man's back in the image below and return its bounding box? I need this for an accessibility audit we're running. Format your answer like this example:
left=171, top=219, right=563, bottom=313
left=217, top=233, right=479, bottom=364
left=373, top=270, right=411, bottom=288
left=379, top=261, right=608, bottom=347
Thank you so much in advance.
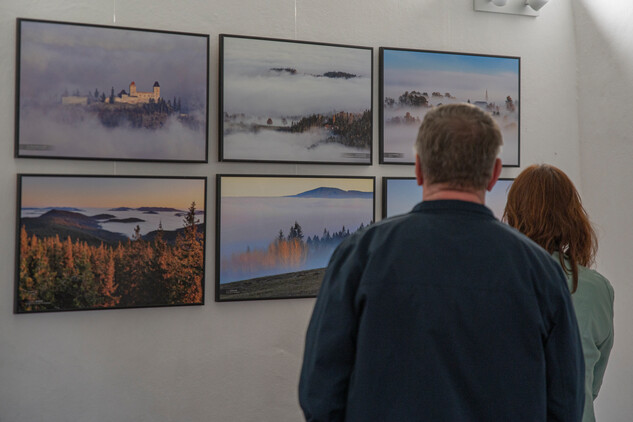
left=299, top=200, right=584, bottom=421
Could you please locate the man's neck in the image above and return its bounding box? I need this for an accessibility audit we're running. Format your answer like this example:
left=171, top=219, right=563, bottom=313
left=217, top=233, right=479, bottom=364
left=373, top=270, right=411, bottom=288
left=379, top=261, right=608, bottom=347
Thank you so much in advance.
left=422, top=183, right=485, bottom=204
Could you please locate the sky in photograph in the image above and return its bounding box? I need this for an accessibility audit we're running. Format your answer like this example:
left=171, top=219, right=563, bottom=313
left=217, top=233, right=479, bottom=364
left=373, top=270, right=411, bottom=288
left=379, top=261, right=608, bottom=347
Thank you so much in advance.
left=19, top=20, right=208, bottom=105
left=222, top=36, right=372, bottom=117
left=21, top=176, right=206, bottom=209
left=382, top=49, right=519, bottom=103
left=384, top=49, right=518, bottom=74
left=221, top=176, right=374, bottom=198
left=385, top=178, right=513, bottom=219
left=384, top=178, right=422, bottom=217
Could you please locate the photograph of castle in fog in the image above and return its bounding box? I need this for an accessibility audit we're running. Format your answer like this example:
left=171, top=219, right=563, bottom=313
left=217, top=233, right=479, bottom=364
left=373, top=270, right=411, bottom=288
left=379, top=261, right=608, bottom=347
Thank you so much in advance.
left=380, top=48, right=520, bottom=166
left=16, top=19, right=209, bottom=162
left=220, top=35, right=373, bottom=164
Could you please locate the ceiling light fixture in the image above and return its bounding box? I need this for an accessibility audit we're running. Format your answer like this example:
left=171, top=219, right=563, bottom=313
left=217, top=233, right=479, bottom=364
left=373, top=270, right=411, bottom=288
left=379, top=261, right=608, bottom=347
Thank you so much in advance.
left=473, top=0, right=550, bottom=17
left=525, top=0, right=549, bottom=11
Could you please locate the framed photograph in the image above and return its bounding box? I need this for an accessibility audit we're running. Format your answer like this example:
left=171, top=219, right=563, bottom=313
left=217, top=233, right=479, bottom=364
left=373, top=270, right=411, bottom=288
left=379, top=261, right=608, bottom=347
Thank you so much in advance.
left=216, top=175, right=375, bottom=301
left=380, top=47, right=520, bottom=166
left=382, top=177, right=514, bottom=219
left=15, top=175, right=207, bottom=313
left=15, top=18, right=209, bottom=162
left=220, top=34, right=373, bottom=164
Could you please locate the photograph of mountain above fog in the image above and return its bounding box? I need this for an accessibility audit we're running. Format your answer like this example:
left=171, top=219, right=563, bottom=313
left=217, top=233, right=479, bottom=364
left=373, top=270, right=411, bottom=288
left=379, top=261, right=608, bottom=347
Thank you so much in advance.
left=381, top=48, right=520, bottom=166
left=16, top=19, right=209, bottom=162
left=221, top=35, right=373, bottom=164
left=16, top=175, right=207, bottom=313
left=217, top=176, right=374, bottom=300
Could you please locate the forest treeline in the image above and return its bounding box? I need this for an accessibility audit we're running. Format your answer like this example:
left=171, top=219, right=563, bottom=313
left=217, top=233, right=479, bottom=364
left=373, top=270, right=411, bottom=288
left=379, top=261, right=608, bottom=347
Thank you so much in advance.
left=221, top=220, right=369, bottom=278
left=96, top=97, right=188, bottom=129
left=18, top=203, right=204, bottom=312
left=288, top=110, right=371, bottom=148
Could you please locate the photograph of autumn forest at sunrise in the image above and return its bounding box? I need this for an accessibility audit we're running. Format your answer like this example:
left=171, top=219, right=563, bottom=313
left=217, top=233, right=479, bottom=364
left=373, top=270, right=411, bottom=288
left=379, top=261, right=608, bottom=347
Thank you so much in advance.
left=381, top=48, right=520, bottom=166
left=221, top=35, right=372, bottom=164
left=217, top=176, right=374, bottom=301
left=17, top=19, right=208, bottom=161
left=16, top=175, right=206, bottom=313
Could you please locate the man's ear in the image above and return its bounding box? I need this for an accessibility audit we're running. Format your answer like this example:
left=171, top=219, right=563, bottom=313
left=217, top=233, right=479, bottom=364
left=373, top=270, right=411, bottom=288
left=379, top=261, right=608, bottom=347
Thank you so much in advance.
left=486, top=158, right=502, bottom=192
left=415, top=155, right=424, bottom=186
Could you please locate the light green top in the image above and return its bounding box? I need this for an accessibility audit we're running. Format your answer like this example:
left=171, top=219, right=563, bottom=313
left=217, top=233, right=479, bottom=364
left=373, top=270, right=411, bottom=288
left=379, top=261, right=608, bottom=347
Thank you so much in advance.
left=554, top=253, right=615, bottom=422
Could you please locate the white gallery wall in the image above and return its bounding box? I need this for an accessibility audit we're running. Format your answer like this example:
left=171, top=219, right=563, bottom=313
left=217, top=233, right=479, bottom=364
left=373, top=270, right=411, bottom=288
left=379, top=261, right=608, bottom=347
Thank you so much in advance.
left=0, top=0, right=628, bottom=420
left=573, top=1, right=633, bottom=421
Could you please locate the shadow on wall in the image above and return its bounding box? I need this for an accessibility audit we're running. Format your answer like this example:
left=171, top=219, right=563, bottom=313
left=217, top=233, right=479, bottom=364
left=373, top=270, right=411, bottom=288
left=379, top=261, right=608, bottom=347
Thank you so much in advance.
left=571, top=2, right=633, bottom=422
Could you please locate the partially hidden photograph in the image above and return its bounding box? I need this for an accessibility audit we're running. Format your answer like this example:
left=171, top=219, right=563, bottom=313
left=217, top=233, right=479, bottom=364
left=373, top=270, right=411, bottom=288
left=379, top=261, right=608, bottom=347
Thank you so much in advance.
left=380, top=47, right=520, bottom=166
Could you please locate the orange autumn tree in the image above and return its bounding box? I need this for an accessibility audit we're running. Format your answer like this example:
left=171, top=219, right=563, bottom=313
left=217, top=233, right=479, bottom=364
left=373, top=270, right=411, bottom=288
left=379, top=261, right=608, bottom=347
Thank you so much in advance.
left=158, top=202, right=204, bottom=304
left=17, top=204, right=205, bottom=312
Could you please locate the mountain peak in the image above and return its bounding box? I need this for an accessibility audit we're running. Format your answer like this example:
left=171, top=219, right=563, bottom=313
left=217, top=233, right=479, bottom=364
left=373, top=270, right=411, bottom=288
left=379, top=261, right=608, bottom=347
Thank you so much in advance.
left=288, top=187, right=372, bottom=199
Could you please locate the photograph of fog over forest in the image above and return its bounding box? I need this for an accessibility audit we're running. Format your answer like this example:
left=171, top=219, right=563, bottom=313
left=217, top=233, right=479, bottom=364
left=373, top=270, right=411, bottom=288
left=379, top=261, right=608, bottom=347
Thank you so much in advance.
left=383, top=177, right=513, bottom=219
left=16, top=176, right=206, bottom=313
left=381, top=48, right=519, bottom=165
left=221, top=35, right=372, bottom=164
left=16, top=19, right=208, bottom=161
left=217, top=176, right=374, bottom=300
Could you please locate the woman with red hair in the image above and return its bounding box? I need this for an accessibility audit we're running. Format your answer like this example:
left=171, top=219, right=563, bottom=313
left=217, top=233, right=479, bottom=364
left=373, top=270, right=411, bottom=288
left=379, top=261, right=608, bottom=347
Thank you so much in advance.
left=504, top=164, right=614, bottom=422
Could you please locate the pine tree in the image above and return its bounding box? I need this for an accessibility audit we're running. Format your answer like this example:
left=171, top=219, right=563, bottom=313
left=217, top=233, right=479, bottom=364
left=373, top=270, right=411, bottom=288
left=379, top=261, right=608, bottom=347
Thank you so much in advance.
left=18, top=226, right=35, bottom=311
left=293, top=221, right=304, bottom=240
left=74, top=241, right=98, bottom=308
left=100, top=253, right=120, bottom=307
left=169, top=202, right=204, bottom=303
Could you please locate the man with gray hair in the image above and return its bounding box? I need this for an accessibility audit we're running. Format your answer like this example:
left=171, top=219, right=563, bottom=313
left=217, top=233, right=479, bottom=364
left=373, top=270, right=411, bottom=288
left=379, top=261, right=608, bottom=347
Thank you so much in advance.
left=299, top=103, right=584, bottom=421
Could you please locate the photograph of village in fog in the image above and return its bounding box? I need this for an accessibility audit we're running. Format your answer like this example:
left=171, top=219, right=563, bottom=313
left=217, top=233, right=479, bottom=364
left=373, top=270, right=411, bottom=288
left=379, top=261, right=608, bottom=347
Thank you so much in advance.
left=383, top=177, right=514, bottom=219
left=381, top=48, right=520, bottom=166
left=217, top=176, right=374, bottom=301
left=16, top=19, right=208, bottom=161
left=17, top=175, right=206, bottom=313
left=221, top=35, right=373, bottom=164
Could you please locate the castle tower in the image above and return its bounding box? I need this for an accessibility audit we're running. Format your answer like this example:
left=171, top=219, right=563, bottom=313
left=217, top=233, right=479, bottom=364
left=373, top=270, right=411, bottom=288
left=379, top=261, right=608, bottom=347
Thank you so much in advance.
left=153, top=81, right=160, bottom=101
left=130, top=81, right=137, bottom=96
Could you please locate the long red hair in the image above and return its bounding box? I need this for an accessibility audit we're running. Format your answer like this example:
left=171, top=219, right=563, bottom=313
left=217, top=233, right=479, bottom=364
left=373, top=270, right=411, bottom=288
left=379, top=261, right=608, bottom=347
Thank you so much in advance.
left=503, top=164, right=597, bottom=292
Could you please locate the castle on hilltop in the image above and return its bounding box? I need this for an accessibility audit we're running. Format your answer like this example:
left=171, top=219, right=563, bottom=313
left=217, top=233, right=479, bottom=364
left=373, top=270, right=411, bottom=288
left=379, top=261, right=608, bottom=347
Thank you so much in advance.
left=110, top=81, right=161, bottom=104
left=61, top=81, right=162, bottom=106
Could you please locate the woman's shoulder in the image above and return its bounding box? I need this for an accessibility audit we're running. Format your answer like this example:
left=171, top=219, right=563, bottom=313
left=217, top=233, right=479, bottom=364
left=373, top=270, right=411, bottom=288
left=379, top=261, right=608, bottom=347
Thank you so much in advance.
left=577, top=265, right=615, bottom=302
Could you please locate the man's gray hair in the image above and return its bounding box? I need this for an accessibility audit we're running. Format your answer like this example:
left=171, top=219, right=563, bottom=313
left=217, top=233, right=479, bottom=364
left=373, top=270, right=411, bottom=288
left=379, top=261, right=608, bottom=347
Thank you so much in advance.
left=415, top=103, right=503, bottom=190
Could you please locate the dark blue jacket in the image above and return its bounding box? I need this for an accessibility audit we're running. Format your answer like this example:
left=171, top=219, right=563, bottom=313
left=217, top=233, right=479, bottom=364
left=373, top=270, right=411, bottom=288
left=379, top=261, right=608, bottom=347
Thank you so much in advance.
left=299, top=200, right=584, bottom=421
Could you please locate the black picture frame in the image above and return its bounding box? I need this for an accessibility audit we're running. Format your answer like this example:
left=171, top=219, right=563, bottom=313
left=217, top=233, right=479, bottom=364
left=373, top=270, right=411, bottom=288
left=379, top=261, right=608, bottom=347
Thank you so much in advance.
left=15, top=18, right=210, bottom=163
left=379, top=47, right=520, bottom=166
left=216, top=174, right=375, bottom=301
left=382, top=177, right=514, bottom=219
left=15, top=174, right=207, bottom=313
left=219, top=34, right=373, bottom=165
